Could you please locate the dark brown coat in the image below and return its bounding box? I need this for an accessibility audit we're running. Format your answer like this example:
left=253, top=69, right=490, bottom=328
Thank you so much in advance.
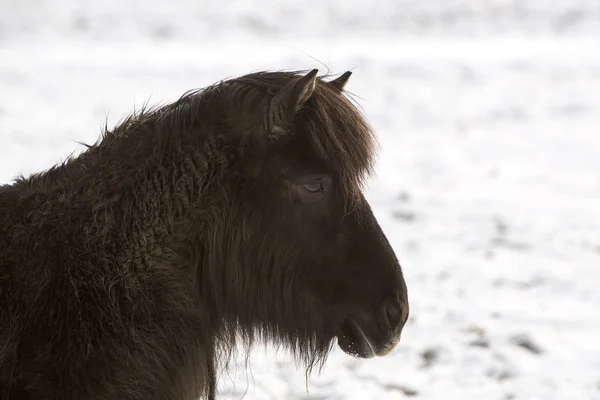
left=0, top=70, right=408, bottom=399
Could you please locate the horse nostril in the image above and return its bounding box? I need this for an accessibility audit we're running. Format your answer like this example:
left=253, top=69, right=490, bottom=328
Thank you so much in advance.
left=383, top=298, right=404, bottom=332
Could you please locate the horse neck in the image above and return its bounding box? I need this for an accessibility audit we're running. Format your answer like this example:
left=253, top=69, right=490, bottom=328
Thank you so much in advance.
left=11, top=122, right=214, bottom=266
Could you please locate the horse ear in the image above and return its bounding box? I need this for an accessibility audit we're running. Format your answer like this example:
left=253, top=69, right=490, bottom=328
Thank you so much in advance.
left=328, top=71, right=352, bottom=92
left=270, top=69, right=318, bottom=136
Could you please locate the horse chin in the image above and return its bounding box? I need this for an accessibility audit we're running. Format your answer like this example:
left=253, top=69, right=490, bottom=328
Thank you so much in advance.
left=336, top=318, right=401, bottom=359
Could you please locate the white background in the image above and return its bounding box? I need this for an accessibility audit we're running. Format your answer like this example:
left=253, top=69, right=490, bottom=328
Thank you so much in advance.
left=1, top=1, right=599, bottom=399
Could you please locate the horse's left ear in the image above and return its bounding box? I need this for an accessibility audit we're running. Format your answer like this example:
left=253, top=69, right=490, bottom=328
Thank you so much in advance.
left=270, top=69, right=318, bottom=137
left=328, top=71, right=352, bottom=92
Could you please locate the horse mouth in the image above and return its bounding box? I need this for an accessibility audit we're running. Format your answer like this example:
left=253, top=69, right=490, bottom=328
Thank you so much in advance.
left=336, top=319, right=376, bottom=358
left=336, top=318, right=401, bottom=359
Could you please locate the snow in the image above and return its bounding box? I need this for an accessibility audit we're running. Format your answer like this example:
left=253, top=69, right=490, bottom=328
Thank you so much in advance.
left=1, top=1, right=599, bottom=399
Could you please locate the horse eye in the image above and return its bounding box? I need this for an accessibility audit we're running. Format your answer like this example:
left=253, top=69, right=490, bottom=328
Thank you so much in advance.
left=302, top=181, right=324, bottom=194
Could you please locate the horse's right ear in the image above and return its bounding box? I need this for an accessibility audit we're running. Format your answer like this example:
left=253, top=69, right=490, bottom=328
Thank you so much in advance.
left=270, top=69, right=318, bottom=137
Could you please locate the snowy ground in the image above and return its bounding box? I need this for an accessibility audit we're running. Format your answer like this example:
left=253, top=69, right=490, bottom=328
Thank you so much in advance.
left=1, top=1, right=600, bottom=399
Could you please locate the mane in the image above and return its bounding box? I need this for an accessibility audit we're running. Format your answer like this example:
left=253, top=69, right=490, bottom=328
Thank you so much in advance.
left=4, top=80, right=225, bottom=194
left=7, top=70, right=376, bottom=208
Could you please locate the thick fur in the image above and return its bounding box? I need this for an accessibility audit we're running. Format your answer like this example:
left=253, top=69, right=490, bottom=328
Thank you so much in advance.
left=0, top=70, right=408, bottom=399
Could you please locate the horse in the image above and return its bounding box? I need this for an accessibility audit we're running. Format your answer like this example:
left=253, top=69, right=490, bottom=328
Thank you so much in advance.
left=0, top=69, right=409, bottom=399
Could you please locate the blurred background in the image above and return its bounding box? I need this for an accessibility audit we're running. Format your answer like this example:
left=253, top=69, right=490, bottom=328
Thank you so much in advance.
left=1, top=0, right=599, bottom=399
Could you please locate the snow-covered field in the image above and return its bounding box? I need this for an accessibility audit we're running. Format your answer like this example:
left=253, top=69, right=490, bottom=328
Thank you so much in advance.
left=1, top=1, right=599, bottom=399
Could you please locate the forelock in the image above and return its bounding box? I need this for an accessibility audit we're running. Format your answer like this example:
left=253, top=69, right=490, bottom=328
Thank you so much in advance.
left=219, top=71, right=378, bottom=206
left=300, top=81, right=377, bottom=206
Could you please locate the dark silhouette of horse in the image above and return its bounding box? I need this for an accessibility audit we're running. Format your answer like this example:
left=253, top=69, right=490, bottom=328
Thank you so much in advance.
left=0, top=69, right=409, bottom=399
